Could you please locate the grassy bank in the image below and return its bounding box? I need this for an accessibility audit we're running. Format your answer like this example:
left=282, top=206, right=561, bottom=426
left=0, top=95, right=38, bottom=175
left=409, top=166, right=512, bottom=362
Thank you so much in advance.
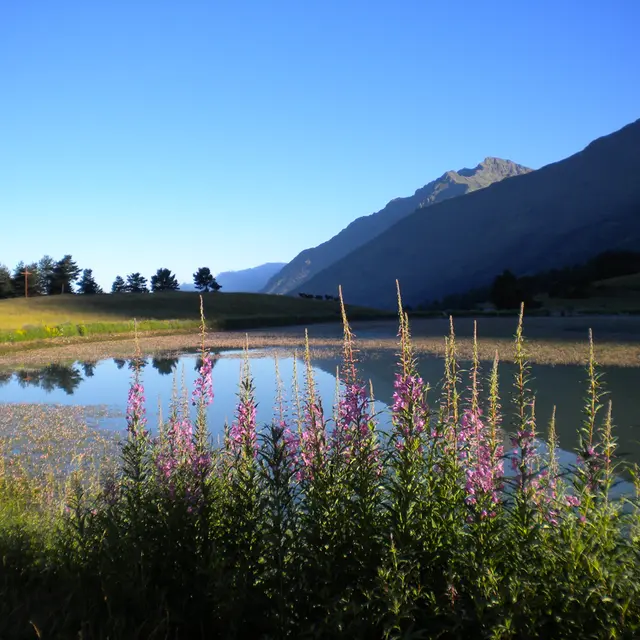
left=1, top=303, right=640, bottom=638
left=0, top=291, right=390, bottom=343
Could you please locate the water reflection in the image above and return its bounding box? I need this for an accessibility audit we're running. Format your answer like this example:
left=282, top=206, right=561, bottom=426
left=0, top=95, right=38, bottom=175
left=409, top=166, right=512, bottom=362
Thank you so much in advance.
left=151, top=356, right=180, bottom=376
left=1, top=349, right=639, bottom=469
left=81, top=362, right=96, bottom=377
left=14, top=364, right=84, bottom=395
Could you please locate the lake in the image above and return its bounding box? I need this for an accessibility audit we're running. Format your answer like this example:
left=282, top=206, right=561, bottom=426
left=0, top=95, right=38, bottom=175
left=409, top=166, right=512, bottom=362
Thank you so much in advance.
left=1, top=348, right=640, bottom=469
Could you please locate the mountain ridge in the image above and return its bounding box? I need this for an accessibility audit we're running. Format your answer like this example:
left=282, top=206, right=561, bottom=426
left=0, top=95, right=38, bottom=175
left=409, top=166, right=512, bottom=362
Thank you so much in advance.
left=262, top=158, right=531, bottom=294
left=297, top=119, right=640, bottom=309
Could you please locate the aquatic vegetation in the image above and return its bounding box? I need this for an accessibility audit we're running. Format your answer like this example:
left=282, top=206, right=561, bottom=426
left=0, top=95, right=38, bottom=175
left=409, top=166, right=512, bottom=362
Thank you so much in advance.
left=1, top=293, right=640, bottom=639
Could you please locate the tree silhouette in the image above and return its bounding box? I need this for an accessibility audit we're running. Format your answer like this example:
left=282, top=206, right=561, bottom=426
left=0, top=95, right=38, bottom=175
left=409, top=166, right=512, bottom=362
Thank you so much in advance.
left=37, top=255, right=56, bottom=294
left=126, top=273, right=149, bottom=293
left=11, top=261, right=39, bottom=297
left=111, top=275, right=127, bottom=293
left=193, top=266, right=221, bottom=292
left=0, top=264, right=13, bottom=298
left=490, top=270, right=537, bottom=309
left=151, top=268, right=180, bottom=292
left=78, top=269, right=102, bottom=295
left=51, top=255, right=81, bottom=295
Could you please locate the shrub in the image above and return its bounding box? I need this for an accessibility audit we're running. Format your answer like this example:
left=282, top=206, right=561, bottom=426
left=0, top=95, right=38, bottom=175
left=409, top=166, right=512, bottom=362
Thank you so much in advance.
left=1, top=292, right=639, bottom=638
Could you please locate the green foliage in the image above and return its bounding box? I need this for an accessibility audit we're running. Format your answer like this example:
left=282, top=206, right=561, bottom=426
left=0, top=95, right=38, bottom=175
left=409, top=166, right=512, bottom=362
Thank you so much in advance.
left=150, top=267, right=180, bottom=292
left=2, top=303, right=640, bottom=638
left=36, top=255, right=56, bottom=295
left=10, top=261, right=39, bottom=297
left=126, top=272, right=149, bottom=293
left=193, top=266, right=222, bottom=292
left=0, top=264, right=12, bottom=299
left=77, top=268, right=103, bottom=295
left=51, top=254, right=81, bottom=295
left=111, top=275, right=126, bottom=293
left=0, top=319, right=202, bottom=343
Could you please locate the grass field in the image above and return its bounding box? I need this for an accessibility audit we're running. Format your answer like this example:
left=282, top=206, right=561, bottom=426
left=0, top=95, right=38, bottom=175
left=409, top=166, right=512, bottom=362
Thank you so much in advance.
left=0, top=292, right=390, bottom=343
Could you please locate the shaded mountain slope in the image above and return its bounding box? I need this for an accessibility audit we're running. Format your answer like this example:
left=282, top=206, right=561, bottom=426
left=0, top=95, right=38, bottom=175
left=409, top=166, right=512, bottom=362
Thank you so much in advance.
left=263, top=158, right=531, bottom=294
left=298, top=119, right=640, bottom=309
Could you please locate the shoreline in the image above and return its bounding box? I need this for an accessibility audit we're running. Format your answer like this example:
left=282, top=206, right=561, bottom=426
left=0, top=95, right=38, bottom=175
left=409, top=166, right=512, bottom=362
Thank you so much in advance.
left=1, top=316, right=640, bottom=369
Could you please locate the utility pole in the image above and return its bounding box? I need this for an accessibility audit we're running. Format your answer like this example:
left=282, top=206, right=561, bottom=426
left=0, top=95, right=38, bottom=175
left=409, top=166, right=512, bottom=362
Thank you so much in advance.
left=21, top=267, right=32, bottom=298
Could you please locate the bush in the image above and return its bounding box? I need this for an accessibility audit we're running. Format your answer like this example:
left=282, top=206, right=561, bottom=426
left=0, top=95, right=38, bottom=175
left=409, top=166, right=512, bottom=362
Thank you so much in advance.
left=1, top=298, right=639, bottom=638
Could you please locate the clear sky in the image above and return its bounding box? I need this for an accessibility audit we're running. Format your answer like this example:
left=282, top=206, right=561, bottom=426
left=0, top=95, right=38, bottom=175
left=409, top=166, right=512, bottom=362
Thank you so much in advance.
left=1, top=0, right=639, bottom=289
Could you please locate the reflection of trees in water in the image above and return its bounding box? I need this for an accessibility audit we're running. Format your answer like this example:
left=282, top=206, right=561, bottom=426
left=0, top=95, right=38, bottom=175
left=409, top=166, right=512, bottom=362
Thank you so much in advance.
left=81, top=362, right=96, bottom=377
left=152, top=356, right=180, bottom=376
left=150, top=351, right=221, bottom=377
left=113, top=357, right=148, bottom=371
left=0, top=371, right=12, bottom=387
left=15, top=364, right=84, bottom=395
left=195, top=351, right=221, bottom=372
left=128, top=357, right=148, bottom=371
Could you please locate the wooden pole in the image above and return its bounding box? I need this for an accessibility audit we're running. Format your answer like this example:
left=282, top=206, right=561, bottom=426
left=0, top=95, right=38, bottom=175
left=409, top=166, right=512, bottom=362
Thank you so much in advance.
left=21, top=268, right=32, bottom=298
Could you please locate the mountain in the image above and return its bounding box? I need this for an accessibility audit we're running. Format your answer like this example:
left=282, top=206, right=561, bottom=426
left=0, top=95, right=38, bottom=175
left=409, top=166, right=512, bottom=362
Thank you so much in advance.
left=298, top=119, right=640, bottom=309
left=214, top=263, right=287, bottom=293
left=262, top=158, right=532, bottom=294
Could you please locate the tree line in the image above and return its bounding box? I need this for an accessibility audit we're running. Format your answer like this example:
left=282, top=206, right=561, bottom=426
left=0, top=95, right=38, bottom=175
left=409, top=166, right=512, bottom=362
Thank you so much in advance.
left=0, top=255, right=222, bottom=299
left=422, top=249, right=640, bottom=311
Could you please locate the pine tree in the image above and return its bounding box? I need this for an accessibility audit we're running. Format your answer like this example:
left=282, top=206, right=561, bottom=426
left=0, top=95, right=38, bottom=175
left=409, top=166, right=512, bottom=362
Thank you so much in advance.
left=37, top=255, right=56, bottom=295
left=78, top=269, right=102, bottom=295
left=0, top=264, right=13, bottom=298
left=51, top=255, right=81, bottom=295
left=126, top=273, right=149, bottom=293
left=111, top=275, right=127, bottom=293
left=11, top=262, right=39, bottom=297
left=150, top=268, right=180, bottom=292
left=193, top=266, right=221, bottom=292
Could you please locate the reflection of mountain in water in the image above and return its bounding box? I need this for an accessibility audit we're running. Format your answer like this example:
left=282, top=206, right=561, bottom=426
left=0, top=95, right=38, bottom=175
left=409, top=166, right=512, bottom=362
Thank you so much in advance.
left=15, top=364, right=84, bottom=395
left=312, top=350, right=640, bottom=467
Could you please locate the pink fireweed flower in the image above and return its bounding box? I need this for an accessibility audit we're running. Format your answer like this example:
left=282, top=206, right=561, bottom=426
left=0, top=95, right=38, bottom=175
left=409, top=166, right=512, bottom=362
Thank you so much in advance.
left=230, top=385, right=258, bottom=457
left=192, top=354, right=214, bottom=407
left=298, top=400, right=328, bottom=481
left=391, top=373, right=429, bottom=451
left=333, top=382, right=379, bottom=467
left=459, top=410, right=504, bottom=511
left=565, top=494, right=581, bottom=508
left=154, top=415, right=195, bottom=481
left=126, top=380, right=147, bottom=438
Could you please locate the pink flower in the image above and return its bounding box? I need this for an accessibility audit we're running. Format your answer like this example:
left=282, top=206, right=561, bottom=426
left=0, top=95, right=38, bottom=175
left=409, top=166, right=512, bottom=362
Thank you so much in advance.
left=126, top=381, right=147, bottom=437
left=391, top=373, right=429, bottom=451
left=229, top=377, right=258, bottom=457
left=192, top=354, right=214, bottom=407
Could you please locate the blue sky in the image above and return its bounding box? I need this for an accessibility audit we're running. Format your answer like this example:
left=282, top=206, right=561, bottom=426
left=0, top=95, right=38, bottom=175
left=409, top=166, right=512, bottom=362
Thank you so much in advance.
left=1, top=0, right=639, bottom=289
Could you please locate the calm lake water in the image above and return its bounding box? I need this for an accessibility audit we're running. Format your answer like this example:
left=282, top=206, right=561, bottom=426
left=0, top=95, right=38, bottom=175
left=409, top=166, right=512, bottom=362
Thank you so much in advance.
left=1, top=348, right=639, bottom=469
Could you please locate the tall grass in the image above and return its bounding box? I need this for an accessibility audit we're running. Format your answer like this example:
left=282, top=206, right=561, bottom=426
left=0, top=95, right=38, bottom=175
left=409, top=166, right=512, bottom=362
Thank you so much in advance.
left=1, top=292, right=639, bottom=639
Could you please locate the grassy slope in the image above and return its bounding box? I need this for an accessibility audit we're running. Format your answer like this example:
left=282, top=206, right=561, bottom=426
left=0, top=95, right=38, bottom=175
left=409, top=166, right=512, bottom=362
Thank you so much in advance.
left=0, top=292, right=387, bottom=334
left=538, top=271, right=640, bottom=313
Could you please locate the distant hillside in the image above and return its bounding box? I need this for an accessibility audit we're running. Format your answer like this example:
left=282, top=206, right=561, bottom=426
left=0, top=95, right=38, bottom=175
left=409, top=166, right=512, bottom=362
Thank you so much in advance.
left=215, top=263, right=286, bottom=293
left=262, top=158, right=531, bottom=294
left=298, top=119, right=640, bottom=309
left=180, top=263, right=286, bottom=293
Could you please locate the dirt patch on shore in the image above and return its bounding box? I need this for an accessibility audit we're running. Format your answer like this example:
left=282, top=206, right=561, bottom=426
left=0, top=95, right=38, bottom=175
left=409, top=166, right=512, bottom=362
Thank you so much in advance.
left=1, top=316, right=639, bottom=370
